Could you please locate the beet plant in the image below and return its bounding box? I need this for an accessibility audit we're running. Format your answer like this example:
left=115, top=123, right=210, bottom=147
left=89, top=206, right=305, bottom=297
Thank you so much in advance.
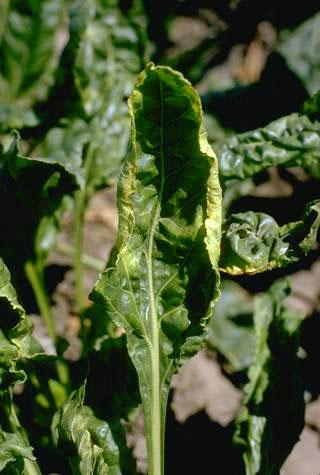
left=0, top=1, right=319, bottom=474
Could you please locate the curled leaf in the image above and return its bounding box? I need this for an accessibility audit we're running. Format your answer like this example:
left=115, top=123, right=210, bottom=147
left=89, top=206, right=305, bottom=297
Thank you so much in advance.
left=219, top=113, right=320, bottom=184
left=220, top=200, right=320, bottom=275
left=52, top=385, right=121, bottom=475
left=91, top=63, right=222, bottom=474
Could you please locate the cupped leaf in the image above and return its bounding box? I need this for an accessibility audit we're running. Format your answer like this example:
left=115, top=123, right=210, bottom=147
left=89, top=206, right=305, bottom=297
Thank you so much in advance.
left=234, top=280, right=304, bottom=475
left=0, top=429, right=35, bottom=472
left=220, top=200, right=320, bottom=275
left=0, top=0, right=64, bottom=130
left=91, top=64, right=222, bottom=475
left=278, top=12, right=320, bottom=95
left=219, top=113, right=320, bottom=185
left=0, top=257, right=45, bottom=395
left=207, top=280, right=254, bottom=371
left=52, top=385, right=121, bottom=475
left=0, top=132, right=79, bottom=289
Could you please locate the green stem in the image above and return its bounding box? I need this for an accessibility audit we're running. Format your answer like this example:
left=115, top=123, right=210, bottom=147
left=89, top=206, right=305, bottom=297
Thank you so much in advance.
left=73, top=144, right=95, bottom=314
left=56, top=241, right=104, bottom=272
left=74, top=189, right=86, bottom=313
left=24, top=260, right=56, bottom=343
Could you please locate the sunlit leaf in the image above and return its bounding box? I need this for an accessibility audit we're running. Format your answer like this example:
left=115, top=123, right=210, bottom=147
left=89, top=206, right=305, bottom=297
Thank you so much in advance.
left=91, top=63, right=222, bottom=474
left=219, top=113, right=320, bottom=185
left=220, top=200, right=320, bottom=275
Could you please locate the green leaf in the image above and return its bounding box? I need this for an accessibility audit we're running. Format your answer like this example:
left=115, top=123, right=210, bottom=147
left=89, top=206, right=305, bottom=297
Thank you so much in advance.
left=219, top=113, right=320, bottom=185
left=303, top=90, right=320, bottom=121
left=52, top=385, right=121, bottom=475
left=40, top=0, right=148, bottom=196
left=234, top=280, right=304, bottom=475
left=278, top=12, right=320, bottom=95
left=0, top=429, right=35, bottom=472
left=0, top=257, right=44, bottom=395
left=91, top=63, right=222, bottom=475
left=0, top=0, right=64, bottom=130
left=0, top=132, right=79, bottom=288
left=207, top=280, right=255, bottom=371
left=220, top=200, right=320, bottom=275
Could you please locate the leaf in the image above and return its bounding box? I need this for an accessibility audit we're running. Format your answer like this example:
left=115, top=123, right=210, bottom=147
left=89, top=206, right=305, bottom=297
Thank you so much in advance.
left=219, top=113, right=320, bottom=185
left=91, top=63, right=222, bottom=474
left=303, top=90, right=320, bottom=121
left=0, top=257, right=44, bottom=395
left=207, top=280, right=255, bottom=371
left=220, top=200, right=320, bottom=275
left=0, top=429, right=35, bottom=472
left=278, top=12, right=320, bottom=95
left=0, top=132, right=79, bottom=289
left=234, top=280, right=305, bottom=475
left=0, top=0, right=64, bottom=130
left=39, top=0, right=148, bottom=199
left=52, top=385, right=121, bottom=475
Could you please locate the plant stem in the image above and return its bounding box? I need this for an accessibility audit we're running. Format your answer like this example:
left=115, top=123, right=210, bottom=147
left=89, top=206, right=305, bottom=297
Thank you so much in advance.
left=73, top=144, right=95, bottom=314
left=74, top=189, right=86, bottom=313
left=56, top=241, right=104, bottom=272
left=24, top=260, right=56, bottom=343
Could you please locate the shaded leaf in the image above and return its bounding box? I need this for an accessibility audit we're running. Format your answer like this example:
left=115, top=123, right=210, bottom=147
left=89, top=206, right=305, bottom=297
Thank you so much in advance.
left=207, top=281, right=254, bottom=371
left=52, top=385, right=121, bottom=475
left=219, top=113, right=320, bottom=185
left=278, top=13, right=320, bottom=95
left=234, top=280, right=304, bottom=475
left=303, top=90, right=320, bottom=121
left=91, top=63, right=222, bottom=473
left=0, top=257, right=45, bottom=395
left=0, top=0, right=64, bottom=130
left=0, top=132, right=79, bottom=289
left=0, top=429, right=35, bottom=472
left=220, top=200, right=320, bottom=275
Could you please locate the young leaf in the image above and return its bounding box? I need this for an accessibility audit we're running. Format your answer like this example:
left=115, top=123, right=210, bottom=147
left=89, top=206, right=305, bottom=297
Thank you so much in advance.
left=234, top=280, right=304, bottom=475
left=220, top=200, right=320, bottom=275
left=52, top=385, right=121, bottom=475
left=219, top=113, right=320, bottom=185
left=0, top=0, right=64, bottom=130
left=91, top=63, right=222, bottom=475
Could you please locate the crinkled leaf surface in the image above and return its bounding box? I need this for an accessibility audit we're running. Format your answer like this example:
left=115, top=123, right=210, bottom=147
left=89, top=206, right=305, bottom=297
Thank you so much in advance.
left=0, top=429, right=35, bottom=472
left=39, top=0, right=148, bottom=203
left=52, top=385, right=121, bottom=475
left=0, top=0, right=64, bottom=130
left=234, top=280, right=304, bottom=475
left=0, top=132, right=79, bottom=288
left=220, top=200, right=320, bottom=275
left=91, top=64, right=222, bottom=474
left=207, top=281, right=254, bottom=371
left=278, top=13, right=320, bottom=95
left=0, top=257, right=44, bottom=395
left=219, top=113, right=320, bottom=185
